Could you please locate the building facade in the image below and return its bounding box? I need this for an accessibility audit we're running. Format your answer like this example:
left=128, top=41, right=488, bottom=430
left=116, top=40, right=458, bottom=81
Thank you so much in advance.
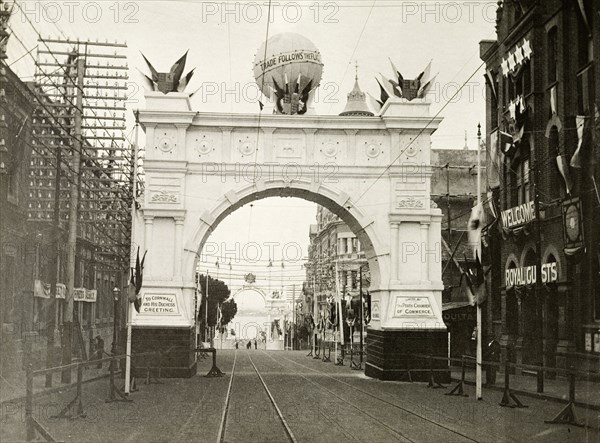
left=1, top=12, right=132, bottom=377
left=480, top=0, right=600, bottom=372
left=304, top=205, right=370, bottom=314
left=0, top=62, right=125, bottom=377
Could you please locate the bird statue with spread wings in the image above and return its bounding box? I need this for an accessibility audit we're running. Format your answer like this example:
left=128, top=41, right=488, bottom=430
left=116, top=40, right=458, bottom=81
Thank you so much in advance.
left=139, top=51, right=195, bottom=94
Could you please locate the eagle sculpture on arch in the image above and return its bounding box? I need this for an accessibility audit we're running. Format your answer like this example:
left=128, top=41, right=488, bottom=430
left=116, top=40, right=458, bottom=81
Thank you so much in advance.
left=140, top=51, right=195, bottom=94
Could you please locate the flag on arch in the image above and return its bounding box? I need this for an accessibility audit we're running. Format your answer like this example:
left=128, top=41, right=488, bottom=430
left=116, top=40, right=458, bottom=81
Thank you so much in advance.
left=127, top=247, right=147, bottom=313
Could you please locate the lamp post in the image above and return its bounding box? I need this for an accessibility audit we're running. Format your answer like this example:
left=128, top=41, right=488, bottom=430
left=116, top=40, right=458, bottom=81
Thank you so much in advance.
left=111, top=287, right=120, bottom=367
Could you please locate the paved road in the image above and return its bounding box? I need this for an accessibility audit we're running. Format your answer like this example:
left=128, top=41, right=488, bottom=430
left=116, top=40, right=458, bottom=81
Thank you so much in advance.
left=1, top=350, right=598, bottom=442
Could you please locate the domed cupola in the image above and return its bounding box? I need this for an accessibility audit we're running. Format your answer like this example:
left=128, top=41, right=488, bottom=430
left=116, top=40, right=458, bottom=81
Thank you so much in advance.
left=340, top=64, right=374, bottom=117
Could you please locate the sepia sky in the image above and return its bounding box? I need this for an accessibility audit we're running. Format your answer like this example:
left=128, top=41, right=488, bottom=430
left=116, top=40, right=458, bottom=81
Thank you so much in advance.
left=6, top=1, right=496, bottom=295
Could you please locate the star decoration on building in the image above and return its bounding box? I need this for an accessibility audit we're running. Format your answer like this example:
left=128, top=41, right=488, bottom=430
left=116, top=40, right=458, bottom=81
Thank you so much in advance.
left=501, top=37, right=533, bottom=77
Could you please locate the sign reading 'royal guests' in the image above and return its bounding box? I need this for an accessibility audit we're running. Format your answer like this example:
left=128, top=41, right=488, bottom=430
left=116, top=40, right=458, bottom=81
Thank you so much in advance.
left=501, top=201, right=536, bottom=229
left=505, top=262, right=558, bottom=288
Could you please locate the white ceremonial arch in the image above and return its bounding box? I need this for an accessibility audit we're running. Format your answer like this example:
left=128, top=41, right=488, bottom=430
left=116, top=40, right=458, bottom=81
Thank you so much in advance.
left=129, top=90, right=448, bottom=380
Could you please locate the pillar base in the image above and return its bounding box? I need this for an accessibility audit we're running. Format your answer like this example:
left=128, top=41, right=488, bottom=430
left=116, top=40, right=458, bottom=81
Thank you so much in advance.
left=365, top=329, right=449, bottom=382
left=130, top=327, right=197, bottom=378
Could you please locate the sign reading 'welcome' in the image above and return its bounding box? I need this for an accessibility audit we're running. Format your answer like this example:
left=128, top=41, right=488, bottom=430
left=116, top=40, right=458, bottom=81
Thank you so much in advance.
left=501, top=201, right=535, bottom=229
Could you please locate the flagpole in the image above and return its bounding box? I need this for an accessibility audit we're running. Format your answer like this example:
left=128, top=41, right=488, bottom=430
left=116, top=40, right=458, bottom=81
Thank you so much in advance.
left=334, top=262, right=344, bottom=363
left=312, top=275, right=317, bottom=356
left=476, top=123, right=482, bottom=401
left=125, top=110, right=140, bottom=395
left=206, top=269, right=209, bottom=345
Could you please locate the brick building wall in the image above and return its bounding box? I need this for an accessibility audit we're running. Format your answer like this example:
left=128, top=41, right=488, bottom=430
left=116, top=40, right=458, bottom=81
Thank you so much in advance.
left=480, top=0, right=600, bottom=374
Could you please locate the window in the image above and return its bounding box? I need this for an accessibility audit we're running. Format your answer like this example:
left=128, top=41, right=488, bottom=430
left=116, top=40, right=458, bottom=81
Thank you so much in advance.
left=508, top=77, right=516, bottom=102
left=503, top=77, right=509, bottom=108
left=547, top=27, right=558, bottom=84
left=577, top=64, right=594, bottom=115
left=506, top=260, right=519, bottom=337
left=521, top=158, right=530, bottom=204
left=507, top=144, right=531, bottom=208
left=522, top=63, right=531, bottom=95
left=513, top=2, right=523, bottom=23
left=577, top=0, right=593, bottom=68
left=2, top=255, right=15, bottom=322
left=505, top=156, right=518, bottom=208
left=7, top=169, right=19, bottom=202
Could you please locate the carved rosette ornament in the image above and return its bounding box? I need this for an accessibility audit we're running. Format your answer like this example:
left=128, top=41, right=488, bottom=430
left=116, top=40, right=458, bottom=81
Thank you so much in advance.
left=195, top=135, right=213, bottom=156
left=238, top=136, right=256, bottom=156
left=158, top=136, right=174, bottom=153
left=321, top=140, right=339, bottom=158
left=404, top=143, right=418, bottom=157
left=365, top=140, right=382, bottom=159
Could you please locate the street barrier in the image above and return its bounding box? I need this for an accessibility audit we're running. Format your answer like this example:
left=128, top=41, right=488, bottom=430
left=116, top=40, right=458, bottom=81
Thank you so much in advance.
left=445, top=355, right=469, bottom=397
left=322, top=345, right=331, bottom=363
left=106, top=353, right=132, bottom=403
left=408, top=352, right=600, bottom=428
left=52, top=359, right=85, bottom=418
left=349, top=347, right=362, bottom=370
left=499, top=360, right=527, bottom=408
left=313, top=343, right=321, bottom=359
left=194, top=347, right=225, bottom=377
left=545, top=369, right=582, bottom=426
left=25, top=363, right=60, bottom=443
left=427, top=354, right=445, bottom=389
left=24, top=350, right=161, bottom=441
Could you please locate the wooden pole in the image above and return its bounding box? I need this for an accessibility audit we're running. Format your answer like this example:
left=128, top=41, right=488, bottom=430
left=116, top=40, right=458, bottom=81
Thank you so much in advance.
left=476, top=123, right=482, bottom=400
left=124, top=110, right=139, bottom=395
left=62, top=54, right=85, bottom=384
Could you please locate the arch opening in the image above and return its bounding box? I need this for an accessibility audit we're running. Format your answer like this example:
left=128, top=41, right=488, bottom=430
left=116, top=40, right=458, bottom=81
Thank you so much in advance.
left=184, top=184, right=382, bottom=293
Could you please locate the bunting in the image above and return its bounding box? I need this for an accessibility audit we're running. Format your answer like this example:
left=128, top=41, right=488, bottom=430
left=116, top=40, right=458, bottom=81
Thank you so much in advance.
left=570, top=116, right=591, bottom=169
left=501, top=38, right=533, bottom=77
left=487, top=130, right=501, bottom=188
left=484, top=69, right=497, bottom=102
left=556, top=155, right=573, bottom=195
left=468, top=203, right=485, bottom=261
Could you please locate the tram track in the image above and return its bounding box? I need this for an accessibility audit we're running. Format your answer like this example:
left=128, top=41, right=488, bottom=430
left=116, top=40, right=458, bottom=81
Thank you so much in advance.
left=275, top=353, right=483, bottom=443
left=249, top=352, right=361, bottom=443
left=216, top=350, right=238, bottom=443
left=260, top=351, right=416, bottom=443
left=216, top=351, right=296, bottom=443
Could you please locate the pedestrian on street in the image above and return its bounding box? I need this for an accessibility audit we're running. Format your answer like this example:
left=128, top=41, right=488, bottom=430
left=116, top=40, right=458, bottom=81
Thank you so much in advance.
left=247, top=341, right=251, bottom=349
left=254, top=339, right=257, bottom=349
left=235, top=341, right=238, bottom=349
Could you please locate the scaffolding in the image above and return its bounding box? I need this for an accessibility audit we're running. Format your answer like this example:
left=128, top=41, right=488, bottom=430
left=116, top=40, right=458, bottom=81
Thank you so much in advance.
left=27, top=37, right=140, bottom=273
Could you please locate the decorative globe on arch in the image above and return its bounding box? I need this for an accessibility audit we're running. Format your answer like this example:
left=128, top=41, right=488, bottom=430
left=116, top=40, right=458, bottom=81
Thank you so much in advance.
left=253, top=32, right=323, bottom=115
